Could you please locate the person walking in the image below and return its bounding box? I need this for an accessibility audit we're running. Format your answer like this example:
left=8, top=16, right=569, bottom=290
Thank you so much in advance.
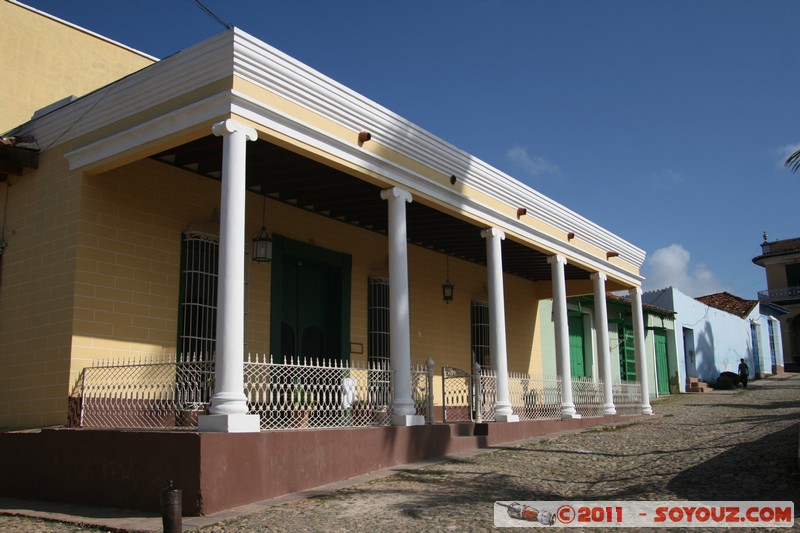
left=738, top=358, right=749, bottom=388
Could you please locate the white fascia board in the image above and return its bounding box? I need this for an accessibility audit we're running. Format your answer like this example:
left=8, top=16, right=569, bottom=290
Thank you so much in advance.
left=28, top=25, right=642, bottom=283
left=65, top=91, right=233, bottom=170
left=230, top=29, right=645, bottom=269
left=231, top=90, right=644, bottom=287
left=13, top=30, right=236, bottom=150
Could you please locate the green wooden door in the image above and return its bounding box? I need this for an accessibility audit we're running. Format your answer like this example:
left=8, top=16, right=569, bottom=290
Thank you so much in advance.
left=654, top=329, right=670, bottom=394
left=270, top=236, right=351, bottom=364
left=619, top=326, right=637, bottom=382
left=568, top=313, right=586, bottom=378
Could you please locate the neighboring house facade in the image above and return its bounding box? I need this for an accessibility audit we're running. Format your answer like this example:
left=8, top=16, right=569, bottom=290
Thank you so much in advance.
left=539, top=295, right=677, bottom=397
left=1, top=0, right=651, bottom=432
left=641, top=287, right=784, bottom=390
left=753, top=234, right=800, bottom=369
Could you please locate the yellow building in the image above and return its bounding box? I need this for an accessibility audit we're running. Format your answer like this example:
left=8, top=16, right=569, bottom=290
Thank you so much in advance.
left=1, top=0, right=651, bottom=432
left=753, top=234, right=800, bottom=370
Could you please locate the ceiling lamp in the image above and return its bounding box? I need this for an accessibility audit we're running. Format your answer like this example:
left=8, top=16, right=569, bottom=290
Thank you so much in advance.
left=252, top=196, right=272, bottom=262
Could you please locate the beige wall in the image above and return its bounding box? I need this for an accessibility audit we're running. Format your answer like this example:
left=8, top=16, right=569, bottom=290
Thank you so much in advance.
left=1, top=0, right=154, bottom=133
left=0, top=154, right=548, bottom=427
left=0, top=146, right=82, bottom=427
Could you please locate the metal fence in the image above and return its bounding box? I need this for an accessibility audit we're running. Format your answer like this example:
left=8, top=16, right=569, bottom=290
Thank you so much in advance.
left=79, top=354, right=214, bottom=429
left=508, top=371, right=562, bottom=421
left=442, top=365, right=644, bottom=422
left=612, top=381, right=643, bottom=416
left=441, top=365, right=473, bottom=422
left=77, top=354, right=433, bottom=430
left=573, top=376, right=604, bottom=418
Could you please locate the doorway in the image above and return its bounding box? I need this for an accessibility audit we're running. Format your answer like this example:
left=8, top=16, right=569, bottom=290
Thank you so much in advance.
left=683, top=327, right=696, bottom=379
left=269, top=236, right=351, bottom=364
left=653, top=329, right=670, bottom=395
left=568, top=312, right=586, bottom=378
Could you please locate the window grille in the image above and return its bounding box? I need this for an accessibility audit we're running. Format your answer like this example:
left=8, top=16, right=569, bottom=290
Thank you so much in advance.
left=178, top=232, right=219, bottom=359
left=471, top=301, right=491, bottom=368
left=367, top=278, right=390, bottom=365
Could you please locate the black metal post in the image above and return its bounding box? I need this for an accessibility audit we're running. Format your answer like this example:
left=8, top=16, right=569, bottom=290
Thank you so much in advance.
left=160, top=480, right=182, bottom=533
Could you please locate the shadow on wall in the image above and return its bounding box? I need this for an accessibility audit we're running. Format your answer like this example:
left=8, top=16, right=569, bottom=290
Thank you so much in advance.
left=693, top=322, right=723, bottom=385
left=669, top=372, right=681, bottom=394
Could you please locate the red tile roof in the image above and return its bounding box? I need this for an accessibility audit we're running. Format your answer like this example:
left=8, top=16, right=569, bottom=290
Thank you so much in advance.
left=695, top=292, right=757, bottom=319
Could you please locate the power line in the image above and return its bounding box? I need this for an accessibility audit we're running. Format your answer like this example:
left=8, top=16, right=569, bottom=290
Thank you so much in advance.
left=193, top=0, right=232, bottom=30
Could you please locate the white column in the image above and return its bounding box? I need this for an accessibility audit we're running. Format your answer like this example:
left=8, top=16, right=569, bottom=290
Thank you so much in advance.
left=199, top=119, right=261, bottom=433
left=481, top=228, right=518, bottom=422
left=630, top=287, right=654, bottom=415
left=380, top=187, right=424, bottom=426
left=548, top=254, right=579, bottom=419
left=591, top=272, right=616, bottom=416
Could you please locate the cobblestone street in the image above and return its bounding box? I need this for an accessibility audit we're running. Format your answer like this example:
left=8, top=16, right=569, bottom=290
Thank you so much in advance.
left=1, top=375, right=798, bottom=532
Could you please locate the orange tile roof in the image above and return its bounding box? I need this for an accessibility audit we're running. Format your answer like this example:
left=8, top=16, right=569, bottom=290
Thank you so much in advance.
left=695, top=292, right=757, bottom=319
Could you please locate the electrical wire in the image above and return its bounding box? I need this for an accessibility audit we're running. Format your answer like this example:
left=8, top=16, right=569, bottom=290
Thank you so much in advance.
left=193, top=0, right=232, bottom=30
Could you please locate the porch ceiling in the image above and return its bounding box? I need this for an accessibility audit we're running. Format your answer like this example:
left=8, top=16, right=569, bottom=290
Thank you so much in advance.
left=152, top=136, right=589, bottom=282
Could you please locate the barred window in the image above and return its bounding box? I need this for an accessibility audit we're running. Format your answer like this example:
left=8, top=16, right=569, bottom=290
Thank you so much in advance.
left=178, top=232, right=219, bottom=359
left=471, top=301, right=490, bottom=368
left=367, top=278, right=390, bottom=365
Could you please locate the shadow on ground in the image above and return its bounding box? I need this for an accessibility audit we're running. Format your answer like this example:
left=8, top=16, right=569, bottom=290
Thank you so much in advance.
left=668, top=423, right=800, bottom=506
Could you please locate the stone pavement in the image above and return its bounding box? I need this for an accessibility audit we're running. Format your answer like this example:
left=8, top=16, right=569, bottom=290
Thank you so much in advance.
left=1, top=374, right=798, bottom=532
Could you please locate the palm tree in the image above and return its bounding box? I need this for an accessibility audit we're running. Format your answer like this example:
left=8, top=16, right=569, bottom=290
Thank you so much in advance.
left=787, top=147, right=800, bottom=172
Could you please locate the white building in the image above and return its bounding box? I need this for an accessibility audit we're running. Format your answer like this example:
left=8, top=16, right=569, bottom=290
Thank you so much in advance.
left=641, top=288, right=785, bottom=391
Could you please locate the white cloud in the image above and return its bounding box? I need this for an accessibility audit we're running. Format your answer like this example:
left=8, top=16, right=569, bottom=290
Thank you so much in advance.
left=505, top=145, right=560, bottom=178
left=774, top=143, right=800, bottom=169
left=643, top=244, right=725, bottom=297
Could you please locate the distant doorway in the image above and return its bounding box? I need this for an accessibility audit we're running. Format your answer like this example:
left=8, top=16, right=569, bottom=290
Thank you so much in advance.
left=654, top=329, right=670, bottom=395
left=568, top=312, right=586, bottom=378
left=683, top=327, right=696, bottom=379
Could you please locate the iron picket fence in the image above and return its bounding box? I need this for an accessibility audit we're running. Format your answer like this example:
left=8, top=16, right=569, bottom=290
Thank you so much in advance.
left=76, top=354, right=434, bottom=430
left=443, top=366, right=644, bottom=422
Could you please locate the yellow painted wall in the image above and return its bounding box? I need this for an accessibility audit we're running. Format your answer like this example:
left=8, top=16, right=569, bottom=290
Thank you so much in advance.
left=0, top=145, right=82, bottom=427
left=0, top=0, right=155, bottom=133
left=60, top=157, right=549, bottom=423
left=1, top=149, right=576, bottom=427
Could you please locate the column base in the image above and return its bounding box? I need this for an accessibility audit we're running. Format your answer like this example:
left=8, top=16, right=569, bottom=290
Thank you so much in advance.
left=495, top=414, right=520, bottom=423
left=561, top=411, right=582, bottom=420
left=198, top=413, right=261, bottom=433
left=392, top=414, right=425, bottom=426
left=641, top=405, right=654, bottom=416
left=603, top=405, right=617, bottom=416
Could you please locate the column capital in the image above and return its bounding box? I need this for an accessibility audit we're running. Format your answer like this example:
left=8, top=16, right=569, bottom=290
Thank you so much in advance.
left=629, top=286, right=643, bottom=297
left=590, top=272, right=607, bottom=282
left=547, top=254, right=567, bottom=266
left=480, top=228, right=505, bottom=240
left=380, top=187, right=413, bottom=203
left=212, top=119, right=258, bottom=141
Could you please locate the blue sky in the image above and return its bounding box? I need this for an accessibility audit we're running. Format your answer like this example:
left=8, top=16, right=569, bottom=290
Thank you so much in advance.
left=22, top=0, right=800, bottom=298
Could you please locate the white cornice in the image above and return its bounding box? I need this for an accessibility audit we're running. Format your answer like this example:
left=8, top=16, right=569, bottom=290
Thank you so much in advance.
left=230, top=90, right=643, bottom=285
left=64, top=92, right=233, bottom=170
left=12, top=30, right=236, bottom=149
left=24, top=26, right=644, bottom=284
left=230, top=29, right=645, bottom=269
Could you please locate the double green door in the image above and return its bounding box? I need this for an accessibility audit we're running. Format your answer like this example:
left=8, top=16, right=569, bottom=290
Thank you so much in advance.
left=269, top=236, right=351, bottom=364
